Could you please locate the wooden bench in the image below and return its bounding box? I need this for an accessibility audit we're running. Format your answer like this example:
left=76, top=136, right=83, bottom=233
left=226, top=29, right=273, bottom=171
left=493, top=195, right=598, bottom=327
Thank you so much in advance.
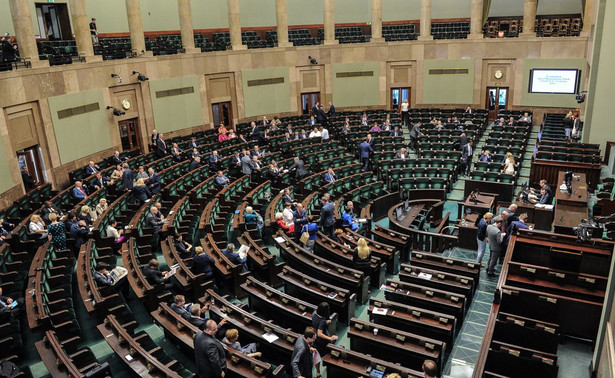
left=339, top=229, right=400, bottom=274
left=241, top=276, right=338, bottom=335
left=323, top=344, right=423, bottom=378
left=278, top=265, right=355, bottom=323
left=200, top=233, right=249, bottom=298
left=237, top=232, right=284, bottom=286
left=151, top=301, right=283, bottom=376
left=385, top=279, right=466, bottom=320
left=411, top=251, right=481, bottom=284
left=161, top=236, right=213, bottom=299
left=314, top=233, right=386, bottom=287
left=348, top=317, right=445, bottom=377
left=274, top=232, right=370, bottom=304
left=400, top=263, right=475, bottom=301
left=372, top=224, right=411, bottom=261
left=35, top=330, right=107, bottom=378
left=98, top=314, right=191, bottom=377
left=203, top=289, right=299, bottom=367
left=368, top=297, right=456, bottom=352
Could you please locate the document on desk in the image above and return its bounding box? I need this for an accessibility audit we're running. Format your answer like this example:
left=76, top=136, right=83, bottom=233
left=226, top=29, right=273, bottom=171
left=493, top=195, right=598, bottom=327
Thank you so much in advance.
left=274, top=236, right=286, bottom=243
left=372, top=307, right=388, bottom=315
left=418, top=272, right=432, bottom=280
left=262, top=332, right=279, bottom=343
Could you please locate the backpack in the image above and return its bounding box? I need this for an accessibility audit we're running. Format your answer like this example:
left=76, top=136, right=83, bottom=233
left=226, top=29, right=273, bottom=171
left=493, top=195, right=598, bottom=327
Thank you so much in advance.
left=0, top=361, right=18, bottom=378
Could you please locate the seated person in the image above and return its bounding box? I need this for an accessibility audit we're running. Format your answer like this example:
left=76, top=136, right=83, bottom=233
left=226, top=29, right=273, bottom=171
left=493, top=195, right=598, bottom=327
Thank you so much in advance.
left=529, top=187, right=552, bottom=205
left=507, top=116, right=517, bottom=126
left=72, top=180, right=89, bottom=200
left=275, top=212, right=295, bottom=235
left=518, top=112, right=532, bottom=123
left=79, top=205, right=94, bottom=226
left=191, top=246, right=215, bottom=279
left=209, top=151, right=221, bottom=171
left=282, top=188, right=297, bottom=210
left=389, top=126, right=403, bottom=137
left=0, top=286, right=23, bottom=320
left=222, top=243, right=249, bottom=273
left=173, top=234, right=193, bottom=258
left=188, top=303, right=228, bottom=337
left=106, top=219, right=126, bottom=245
left=434, top=120, right=444, bottom=131
left=334, top=228, right=349, bottom=247
left=41, top=201, right=64, bottom=224
left=170, top=294, right=192, bottom=320
left=28, top=214, right=48, bottom=240
left=341, top=204, right=359, bottom=232
left=223, top=329, right=262, bottom=358
left=85, top=161, right=100, bottom=176
left=142, top=259, right=174, bottom=290
left=190, top=156, right=203, bottom=171
left=395, top=147, right=409, bottom=160
left=369, top=123, right=381, bottom=132
left=93, top=263, right=129, bottom=297
left=70, top=219, right=90, bottom=250
left=495, top=117, right=506, bottom=127
left=215, top=170, right=230, bottom=188
left=132, top=178, right=151, bottom=204
left=323, top=168, right=336, bottom=184
left=479, top=150, right=493, bottom=162
left=309, top=127, right=321, bottom=138
left=530, top=179, right=552, bottom=198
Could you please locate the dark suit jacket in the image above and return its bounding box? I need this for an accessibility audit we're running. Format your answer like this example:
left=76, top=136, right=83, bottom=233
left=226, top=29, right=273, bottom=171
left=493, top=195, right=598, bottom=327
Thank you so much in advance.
left=170, top=303, right=191, bottom=320
left=156, top=139, right=167, bottom=157
left=289, top=160, right=308, bottom=179
left=85, top=165, right=99, bottom=176
left=123, top=168, right=134, bottom=190
left=21, top=170, right=34, bottom=190
left=194, top=331, right=226, bottom=378
left=110, top=156, right=123, bottom=165
left=70, top=223, right=89, bottom=250
left=359, top=142, right=373, bottom=158
left=192, top=253, right=215, bottom=277
left=143, top=265, right=164, bottom=285
left=209, top=155, right=220, bottom=171
left=394, top=152, right=408, bottom=159
left=320, top=201, right=335, bottom=227
left=190, top=160, right=202, bottom=171
left=93, top=271, right=112, bottom=287
left=148, top=173, right=161, bottom=194
left=390, top=129, right=403, bottom=137
left=327, top=104, right=335, bottom=117
left=250, top=126, right=260, bottom=141
left=132, top=185, right=151, bottom=203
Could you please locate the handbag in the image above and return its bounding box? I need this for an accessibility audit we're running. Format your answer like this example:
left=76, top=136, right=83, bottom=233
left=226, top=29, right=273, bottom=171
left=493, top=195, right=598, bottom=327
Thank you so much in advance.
left=299, top=230, right=310, bottom=245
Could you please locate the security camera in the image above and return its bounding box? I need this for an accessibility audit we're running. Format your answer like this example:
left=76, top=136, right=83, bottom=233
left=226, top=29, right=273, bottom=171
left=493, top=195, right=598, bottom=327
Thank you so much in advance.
left=132, top=71, right=149, bottom=81
left=111, top=73, right=122, bottom=84
left=575, top=93, right=586, bottom=104
left=106, top=106, right=125, bottom=117
left=308, top=56, right=318, bottom=65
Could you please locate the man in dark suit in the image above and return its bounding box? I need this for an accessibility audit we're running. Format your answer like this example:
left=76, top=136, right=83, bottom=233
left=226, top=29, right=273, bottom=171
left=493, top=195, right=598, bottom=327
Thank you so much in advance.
left=70, top=220, right=89, bottom=251
left=90, top=172, right=111, bottom=191
left=230, top=152, right=242, bottom=170
left=110, top=151, right=124, bottom=165
left=151, top=129, right=159, bottom=147
left=250, top=121, right=260, bottom=142
left=457, top=133, right=469, bottom=151
left=307, top=115, right=316, bottom=126
left=248, top=156, right=261, bottom=182
left=189, top=137, right=198, bottom=149
left=209, top=151, right=221, bottom=172
left=41, top=201, right=64, bottom=224
left=390, top=126, right=403, bottom=137
left=72, top=181, right=89, bottom=200
left=316, top=104, right=327, bottom=126
left=394, top=147, right=409, bottom=160
left=192, top=246, right=215, bottom=278
left=461, top=140, right=473, bottom=176
left=327, top=101, right=335, bottom=117
left=122, top=163, right=134, bottom=190
left=190, top=156, right=203, bottom=171
left=222, top=243, right=248, bottom=272
left=194, top=320, right=226, bottom=378
left=21, top=166, right=35, bottom=191
left=320, top=196, right=335, bottom=238
left=170, top=143, right=182, bottom=162
left=173, top=234, right=193, bottom=258
left=359, top=139, right=374, bottom=171
left=84, top=161, right=99, bottom=176
left=409, top=122, right=422, bottom=152
left=93, top=263, right=129, bottom=297
left=288, top=157, right=308, bottom=181
left=323, top=168, right=336, bottom=183
left=148, top=168, right=161, bottom=194
left=311, top=102, right=320, bottom=119
left=290, top=327, right=317, bottom=378
left=282, top=188, right=296, bottom=209
left=146, top=206, right=164, bottom=234
left=156, top=133, right=168, bottom=158
left=142, top=259, right=173, bottom=290
left=170, top=295, right=191, bottom=320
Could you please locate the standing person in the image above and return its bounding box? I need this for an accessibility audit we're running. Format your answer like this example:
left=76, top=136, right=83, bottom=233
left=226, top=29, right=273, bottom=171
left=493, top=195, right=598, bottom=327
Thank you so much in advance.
left=327, top=101, right=335, bottom=117
left=289, top=157, right=308, bottom=181
left=353, top=238, right=372, bottom=279
left=194, top=320, right=226, bottom=378
left=359, top=138, right=374, bottom=172
left=486, top=216, right=507, bottom=277
left=156, top=133, right=167, bottom=158
left=409, top=122, right=422, bottom=152
left=461, top=140, right=473, bottom=177
left=301, top=216, right=319, bottom=252
left=21, top=166, right=35, bottom=191
left=47, top=213, right=66, bottom=250
left=1, top=36, right=17, bottom=63
left=290, top=327, right=317, bottom=378
left=400, top=98, right=409, bottom=126
left=562, top=112, right=573, bottom=142
left=320, top=196, right=335, bottom=238
left=89, top=18, right=98, bottom=45
left=312, top=302, right=338, bottom=377
left=475, top=212, right=493, bottom=265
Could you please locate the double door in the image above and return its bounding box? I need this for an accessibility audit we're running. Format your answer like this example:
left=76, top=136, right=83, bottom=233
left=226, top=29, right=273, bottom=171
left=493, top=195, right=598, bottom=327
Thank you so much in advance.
left=486, top=87, right=509, bottom=121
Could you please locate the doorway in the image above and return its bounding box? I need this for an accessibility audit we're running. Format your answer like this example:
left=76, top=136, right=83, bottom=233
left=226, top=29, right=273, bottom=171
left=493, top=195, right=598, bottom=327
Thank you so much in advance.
left=390, top=87, right=411, bottom=111
left=486, top=87, right=509, bottom=121
left=17, top=145, right=46, bottom=185
left=301, top=92, right=320, bottom=116
left=35, top=3, right=71, bottom=40
left=212, top=102, right=233, bottom=129
left=118, top=118, right=142, bottom=152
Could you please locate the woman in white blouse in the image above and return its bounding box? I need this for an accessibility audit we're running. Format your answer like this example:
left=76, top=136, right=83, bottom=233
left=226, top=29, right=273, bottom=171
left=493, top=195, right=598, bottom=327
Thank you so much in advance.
left=96, top=198, right=108, bottom=216
left=28, top=214, right=48, bottom=239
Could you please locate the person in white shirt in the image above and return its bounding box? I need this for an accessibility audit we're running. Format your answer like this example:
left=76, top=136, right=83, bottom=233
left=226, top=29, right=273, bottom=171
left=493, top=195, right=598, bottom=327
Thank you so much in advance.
left=400, top=99, right=410, bottom=126
left=319, top=126, right=329, bottom=142
left=309, top=127, right=321, bottom=138
left=282, top=201, right=295, bottom=226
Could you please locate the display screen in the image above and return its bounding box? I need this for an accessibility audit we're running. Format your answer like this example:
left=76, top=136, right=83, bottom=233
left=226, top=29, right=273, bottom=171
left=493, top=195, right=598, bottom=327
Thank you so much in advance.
left=529, top=69, right=580, bottom=94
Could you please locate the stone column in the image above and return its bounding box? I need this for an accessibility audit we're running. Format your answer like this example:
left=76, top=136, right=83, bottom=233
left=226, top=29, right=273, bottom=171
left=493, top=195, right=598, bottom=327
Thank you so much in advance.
left=275, top=0, right=291, bottom=47
left=469, top=0, right=484, bottom=39
left=69, top=0, right=101, bottom=62
left=178, top=0, right=199, bottom=53
left=227, top=0, right=246, bottom=50
left=371, top=0, right=383, bottom=42
left=418, top=0, right=433, bottom=41
left=323, top=0, right=337, bottom=45
left=125, top=0, right=150, bottom=56
left=520, top=0, right=538, bottom=37
left=582, top=0, right=594, bottom=35
left=8, top=0, right=47, bottom=67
